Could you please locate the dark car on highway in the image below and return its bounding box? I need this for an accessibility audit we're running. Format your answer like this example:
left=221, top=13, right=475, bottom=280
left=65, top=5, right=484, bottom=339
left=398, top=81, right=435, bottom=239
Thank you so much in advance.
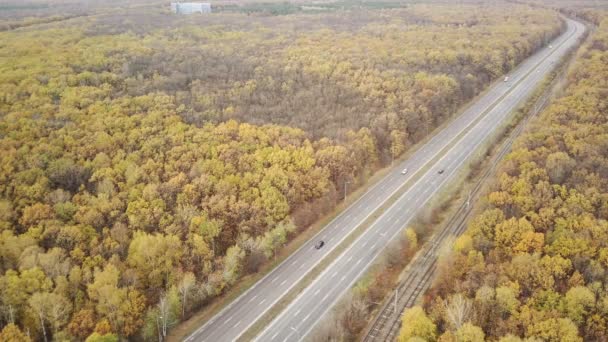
left=438, top=169, right=445, bottom=174
left=315, top=240, right=325, bottom=249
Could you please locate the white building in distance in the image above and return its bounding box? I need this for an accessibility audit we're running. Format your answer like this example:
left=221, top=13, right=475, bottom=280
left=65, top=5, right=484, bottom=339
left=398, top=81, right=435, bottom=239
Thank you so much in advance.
left=171, top=2, right=212, bottom=14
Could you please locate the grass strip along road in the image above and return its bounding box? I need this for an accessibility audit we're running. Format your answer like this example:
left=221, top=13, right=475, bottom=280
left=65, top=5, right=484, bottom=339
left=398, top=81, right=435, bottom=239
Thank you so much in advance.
left=185, top=18, right=585, bottom=342
left=252, top=18, right=585, bottom=342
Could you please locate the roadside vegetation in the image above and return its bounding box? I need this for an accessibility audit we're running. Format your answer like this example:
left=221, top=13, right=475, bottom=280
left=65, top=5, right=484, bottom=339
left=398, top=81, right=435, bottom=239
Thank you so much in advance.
left=399, top=9, right=608, bottom=342
left=310, top=227, right=420, bottom=341
left=0, top=1, right=566, bottom=341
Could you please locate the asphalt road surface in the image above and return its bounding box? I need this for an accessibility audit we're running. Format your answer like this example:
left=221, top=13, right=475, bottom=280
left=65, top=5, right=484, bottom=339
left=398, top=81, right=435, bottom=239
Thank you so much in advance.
left=185, top=18, right=585, bottom=342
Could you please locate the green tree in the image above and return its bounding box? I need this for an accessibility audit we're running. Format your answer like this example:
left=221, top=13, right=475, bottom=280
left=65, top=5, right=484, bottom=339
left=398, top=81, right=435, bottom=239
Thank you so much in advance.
left=563, top=286, right=595, bottom=325
left=398, top=306, right=437, bottom=342
left=222, top=245, right=245, bottom=286
left=527, top=318, right=582, bottom=342
left=85, top=332, right=119, bottom=342
left=127, top=232, right=183, bottom=289
left=87, top=264, right=126, bottom=332
left=455, top=322, right=485, bottom=342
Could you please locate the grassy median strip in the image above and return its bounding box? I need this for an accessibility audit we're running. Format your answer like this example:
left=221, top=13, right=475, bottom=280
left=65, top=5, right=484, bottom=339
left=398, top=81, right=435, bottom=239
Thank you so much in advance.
left=173, top=27, right=574, bottom=342
left=168, top=48, right=507, bottom=342
left=358, top=27, right=584, bottom=341
left=242, top=32, right=582, bottom=341
left=236, top=36, right=575, bottom=341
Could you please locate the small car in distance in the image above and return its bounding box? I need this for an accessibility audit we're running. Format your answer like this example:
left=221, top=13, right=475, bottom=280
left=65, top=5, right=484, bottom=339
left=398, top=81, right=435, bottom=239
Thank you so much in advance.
left=315, top=240, right=325, bottom=249
left=401, top=168, right=408, bottom=175
left=438, top=169, right=445, bottom=174
left=504, top=76, right=509, bottom=82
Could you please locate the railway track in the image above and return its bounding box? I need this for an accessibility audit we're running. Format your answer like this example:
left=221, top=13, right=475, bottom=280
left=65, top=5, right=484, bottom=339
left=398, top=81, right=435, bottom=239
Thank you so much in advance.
left=362, top=77, right=556, bottom=342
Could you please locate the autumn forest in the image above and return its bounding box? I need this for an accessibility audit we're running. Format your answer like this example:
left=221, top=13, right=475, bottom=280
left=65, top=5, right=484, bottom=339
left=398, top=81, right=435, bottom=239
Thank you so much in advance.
left=399, top=5, right=608, bottom=342
left=0, top=0, right=597, bottom=341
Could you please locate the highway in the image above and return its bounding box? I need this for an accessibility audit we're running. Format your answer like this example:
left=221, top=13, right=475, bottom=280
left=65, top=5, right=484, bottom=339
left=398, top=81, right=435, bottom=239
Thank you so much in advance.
left=362, top=35, right=564, bottom=340
left=254, top=18, right=585, bottom=342
left=184, top=18, right=585, bottom=342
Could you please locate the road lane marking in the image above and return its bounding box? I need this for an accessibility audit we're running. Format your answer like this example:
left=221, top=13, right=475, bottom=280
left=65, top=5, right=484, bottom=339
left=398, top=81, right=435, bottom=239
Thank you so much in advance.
left=303, top=313, right=311, bottom=322
left=248, top=22, right=583, bottom=342
left=340, top=275, right=346, bottom=282
left=260, top=299, right=266, bottom=305
left=280, top=280, right=287, bottom=286
left=203, top=137, right=418, bottom=340
left=271, top=332, right=279, bottom=340
left=294, top=309, right=301, bottom=317
left=356, top=259, right=362, bottom=266
left=248, top=295, right=258, bottom=303
left=372, top=242, right=378, bottom=249
left=323, top=294, right=329, bottom=301
left=331, top=271, right=338, bottom=278
left=314, top=289, right=321, bottom=296
left=234, top=321, right=241, bottom=328
left=283, top=34, right=586, bottom=337
left=224, top=316, right=233, bottom=325
left=347, top=256, right=353, bottom=262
